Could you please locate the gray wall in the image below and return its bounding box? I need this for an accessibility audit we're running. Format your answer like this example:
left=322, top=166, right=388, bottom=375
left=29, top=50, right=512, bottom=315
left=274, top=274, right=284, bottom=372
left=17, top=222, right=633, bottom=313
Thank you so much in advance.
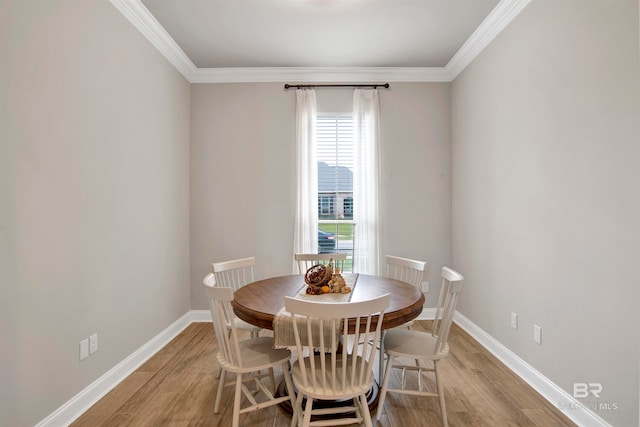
left=0, top=1, right=191, bottom=425
left=4, top=0, right=637, bottom=425
left=451, top=1, right=639, bottom=425
left=190, top=83, right=452, bottom=309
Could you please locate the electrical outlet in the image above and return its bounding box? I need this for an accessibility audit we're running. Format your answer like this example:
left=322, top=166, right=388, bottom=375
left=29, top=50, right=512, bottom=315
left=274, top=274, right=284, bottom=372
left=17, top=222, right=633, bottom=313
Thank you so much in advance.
left=510, top=312, right=518, bottom=330
left=533, top=325, right=542, bottom=344
left=89, top=333, right=98, bottom=354
left=80, top=339, right=89, bottom=360
left=421, top=282, right=429, bottom=292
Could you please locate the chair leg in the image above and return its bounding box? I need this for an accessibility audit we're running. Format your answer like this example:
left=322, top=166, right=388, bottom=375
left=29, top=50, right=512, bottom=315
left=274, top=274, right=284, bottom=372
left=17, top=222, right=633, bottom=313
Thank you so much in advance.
left=360, top=393, right=373, bottom=427
left=376, top=354, right=394, bottom=420
left=232, top=373, right=243, bottom=427
left=281, top=363, right=297, bottom=412
left=434, top=361, right=448, bottom=427
left=268, top=367, right=276, bottom=393
left=291, top=391, right=304, bottom=427
left=302, top=394, right=313, bottom=427
left=214, top=369, right=227, bottom=413
left=378, top=330, right=386, bottom=381
left=352, top=396, right=362, bottom=421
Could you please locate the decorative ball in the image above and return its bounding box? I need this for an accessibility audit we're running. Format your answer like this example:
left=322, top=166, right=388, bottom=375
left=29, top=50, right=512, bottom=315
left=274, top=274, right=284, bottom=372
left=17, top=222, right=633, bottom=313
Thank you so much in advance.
left=304, top=262, right=333, bottom=288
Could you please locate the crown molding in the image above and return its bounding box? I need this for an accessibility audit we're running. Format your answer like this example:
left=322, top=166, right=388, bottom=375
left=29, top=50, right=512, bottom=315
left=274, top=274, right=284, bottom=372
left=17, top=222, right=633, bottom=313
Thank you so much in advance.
left=111, top=0, right=531, bottom=84
left=110, top=0, right=197, bottom=80
left=191, top=66, right=451, bottom=84
left=445, top=0, right=532, bottom=79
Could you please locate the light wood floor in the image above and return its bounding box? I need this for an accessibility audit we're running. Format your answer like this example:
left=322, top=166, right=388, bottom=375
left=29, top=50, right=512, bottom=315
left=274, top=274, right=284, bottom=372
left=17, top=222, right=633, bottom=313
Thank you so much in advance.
left=72, top=321, right=575, bottom=426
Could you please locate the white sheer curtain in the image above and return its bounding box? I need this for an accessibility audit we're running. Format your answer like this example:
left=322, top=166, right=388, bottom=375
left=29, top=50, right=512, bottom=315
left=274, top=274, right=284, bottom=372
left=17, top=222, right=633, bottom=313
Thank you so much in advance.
left=292, top=89, right=318, bottom=273
left=352, top=89, right=382, bottom=275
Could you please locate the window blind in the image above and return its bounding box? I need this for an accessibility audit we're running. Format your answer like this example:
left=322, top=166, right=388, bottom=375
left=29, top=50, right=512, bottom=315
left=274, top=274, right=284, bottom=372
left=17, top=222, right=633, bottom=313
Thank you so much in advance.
left=317, top=115, right=354, bottom=220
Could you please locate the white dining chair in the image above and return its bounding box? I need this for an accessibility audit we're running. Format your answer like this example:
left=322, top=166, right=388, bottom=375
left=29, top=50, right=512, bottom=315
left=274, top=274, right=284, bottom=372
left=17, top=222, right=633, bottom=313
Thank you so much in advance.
left=385, top=255, right=427, bottom=291
left=294, top=252, right=347, bottom=274
left=203, top=273, right=261, bottom=339
left=284, top=293, right=391, bottom=427
left=375, top=255, right=428, bottom=376
left=211, top=256, right=262, bottom=338
left=384, top=255, right=427, bottom=330
left=376, top=267, right=464, bottom=427
left=212, top=256, right=256, bottom=291
left=203, top=282, right=295, bottom=427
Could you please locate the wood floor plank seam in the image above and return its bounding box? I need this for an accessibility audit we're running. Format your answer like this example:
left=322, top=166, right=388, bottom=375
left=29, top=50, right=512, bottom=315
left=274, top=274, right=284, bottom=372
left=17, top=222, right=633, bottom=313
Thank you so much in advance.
left=72, top=321, right=576, bottom=427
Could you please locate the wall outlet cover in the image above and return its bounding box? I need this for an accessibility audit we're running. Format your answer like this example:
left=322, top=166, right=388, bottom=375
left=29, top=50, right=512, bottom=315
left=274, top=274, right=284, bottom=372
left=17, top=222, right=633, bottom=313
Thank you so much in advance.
left=89, top=333, right=98, bottom=354
left=80, top=339, right=89, bottom=360
left=533, top=325, right=542, bottom=344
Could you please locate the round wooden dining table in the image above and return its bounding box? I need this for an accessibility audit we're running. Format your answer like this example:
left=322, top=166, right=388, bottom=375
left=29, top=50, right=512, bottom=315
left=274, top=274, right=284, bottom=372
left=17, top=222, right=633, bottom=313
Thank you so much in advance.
left=231, top=273, right=425, bottom=417
left=231, top=273, right=425, bottom=332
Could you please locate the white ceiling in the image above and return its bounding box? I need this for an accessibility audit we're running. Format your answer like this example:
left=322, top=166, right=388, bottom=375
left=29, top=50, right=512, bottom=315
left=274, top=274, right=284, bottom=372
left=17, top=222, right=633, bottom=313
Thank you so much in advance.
left=112, top=0, right=531, bottom=82
left=141, top=0, right=500, bottom=68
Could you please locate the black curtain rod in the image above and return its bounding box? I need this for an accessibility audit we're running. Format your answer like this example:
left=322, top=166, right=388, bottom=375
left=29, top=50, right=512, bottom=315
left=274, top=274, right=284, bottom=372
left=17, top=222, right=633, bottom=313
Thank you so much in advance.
left=284, top=83, right=390, bottom=90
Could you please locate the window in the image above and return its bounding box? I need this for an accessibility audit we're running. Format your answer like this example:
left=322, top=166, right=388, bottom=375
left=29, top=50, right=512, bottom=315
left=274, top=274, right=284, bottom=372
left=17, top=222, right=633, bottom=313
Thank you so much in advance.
left=294, top=89, right=380, bottom=274
left=343, top=197, right=353, bottom=216
left=319, top=196, right=333, bottom=215
left=316, top=114, right=354, bottom=270
left=317, top=115, right=353, bottom=220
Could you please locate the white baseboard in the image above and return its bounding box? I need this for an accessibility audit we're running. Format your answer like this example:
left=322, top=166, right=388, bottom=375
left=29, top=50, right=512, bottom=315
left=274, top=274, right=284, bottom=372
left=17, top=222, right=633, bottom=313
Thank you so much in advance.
left=38, top=308, right=611, bottom=427
left=453, top=311, right=611, bottom=427
left=418, top=307, right=437, bottom=320
left=36, top=311, right=200, bottom=427
left=190, top=309, right=212, bottom=322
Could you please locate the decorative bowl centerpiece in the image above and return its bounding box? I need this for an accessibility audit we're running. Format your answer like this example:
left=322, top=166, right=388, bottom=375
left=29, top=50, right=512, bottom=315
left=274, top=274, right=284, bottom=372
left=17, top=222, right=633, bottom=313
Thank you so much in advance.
left=304, top=262, right=332, bottom=294
left=304, top=259, right=351, bottom=295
